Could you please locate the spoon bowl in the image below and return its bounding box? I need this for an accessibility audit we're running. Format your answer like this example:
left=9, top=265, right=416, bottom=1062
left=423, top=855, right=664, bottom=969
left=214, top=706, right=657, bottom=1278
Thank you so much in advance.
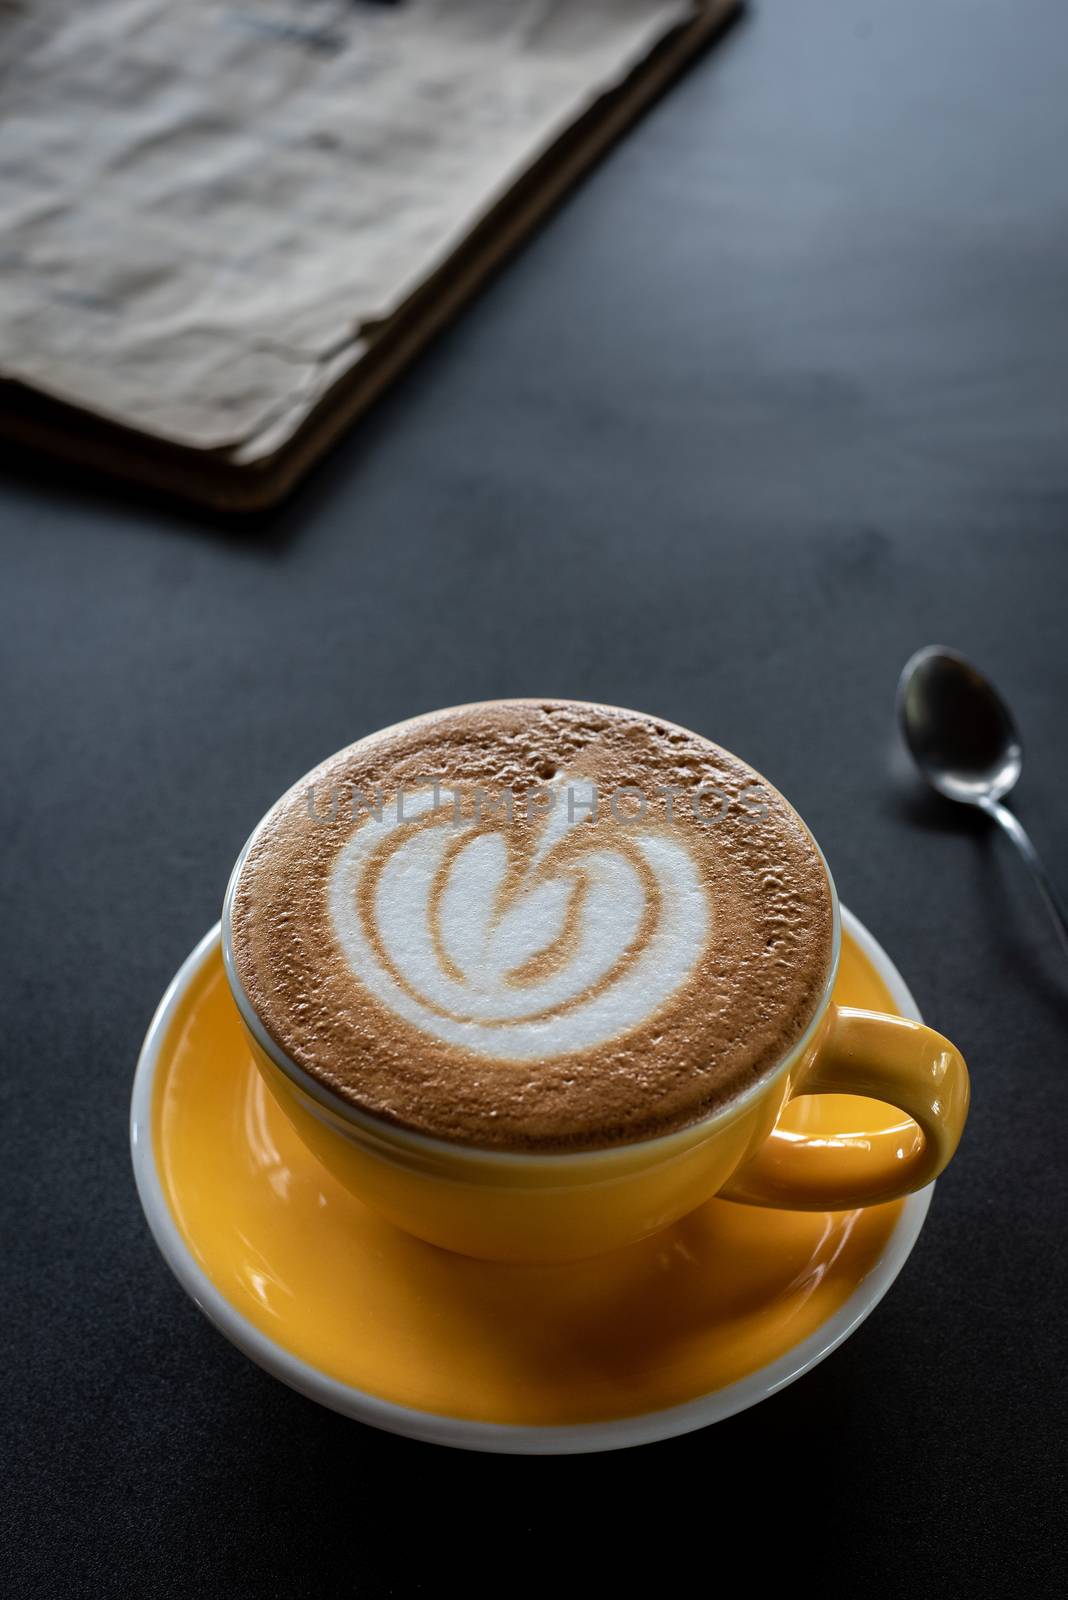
left=897, top=646, right=1022, bottom=806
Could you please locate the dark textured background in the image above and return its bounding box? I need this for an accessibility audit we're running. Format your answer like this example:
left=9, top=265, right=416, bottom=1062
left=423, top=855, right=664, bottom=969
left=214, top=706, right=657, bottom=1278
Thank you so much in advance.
left=3, top=1, right=1066, bottom=1593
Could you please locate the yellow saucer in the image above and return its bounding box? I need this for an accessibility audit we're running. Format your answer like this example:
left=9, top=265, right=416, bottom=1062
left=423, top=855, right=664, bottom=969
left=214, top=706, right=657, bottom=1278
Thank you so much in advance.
left=131, top=907, right=932, bottom=1453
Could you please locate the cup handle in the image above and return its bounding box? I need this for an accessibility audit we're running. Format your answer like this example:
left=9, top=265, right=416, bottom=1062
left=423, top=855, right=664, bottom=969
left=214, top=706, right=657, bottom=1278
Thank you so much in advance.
left=719, top=1007, right=970, bottom=1209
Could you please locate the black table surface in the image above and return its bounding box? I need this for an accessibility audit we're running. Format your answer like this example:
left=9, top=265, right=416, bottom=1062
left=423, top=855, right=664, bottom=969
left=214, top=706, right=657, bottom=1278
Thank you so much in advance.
left=4, top=1, right=1066, bottom=1593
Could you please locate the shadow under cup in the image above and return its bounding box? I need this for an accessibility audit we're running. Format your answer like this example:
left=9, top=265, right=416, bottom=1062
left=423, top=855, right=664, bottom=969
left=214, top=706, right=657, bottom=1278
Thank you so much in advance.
left=221, top=872, right=970, bottom=1264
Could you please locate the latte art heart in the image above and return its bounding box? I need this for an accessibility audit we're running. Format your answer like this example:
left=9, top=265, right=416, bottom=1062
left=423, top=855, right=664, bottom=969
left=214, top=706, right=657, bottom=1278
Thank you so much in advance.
left=327, top=782, right=711, bottom=1061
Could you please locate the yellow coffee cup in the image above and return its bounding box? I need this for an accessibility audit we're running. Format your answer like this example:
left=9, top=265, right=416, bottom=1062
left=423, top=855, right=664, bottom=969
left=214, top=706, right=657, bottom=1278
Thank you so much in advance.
left=222, top=854, right=968, bottom=1264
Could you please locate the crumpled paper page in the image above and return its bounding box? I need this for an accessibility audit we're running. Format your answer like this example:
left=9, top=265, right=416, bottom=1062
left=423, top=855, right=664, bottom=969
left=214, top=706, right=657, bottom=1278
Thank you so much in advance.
left=0, top=0, right=695, bottom=454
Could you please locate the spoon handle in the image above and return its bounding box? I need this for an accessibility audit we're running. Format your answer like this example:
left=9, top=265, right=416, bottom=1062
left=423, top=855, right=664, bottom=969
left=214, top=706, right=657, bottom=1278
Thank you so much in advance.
left=982, top=798, right=1068, bottom=963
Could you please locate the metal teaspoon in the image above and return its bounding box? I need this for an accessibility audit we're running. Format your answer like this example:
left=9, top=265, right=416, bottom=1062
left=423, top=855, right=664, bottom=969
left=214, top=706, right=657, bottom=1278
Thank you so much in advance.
left=897, top=645, right=1068, bottom=963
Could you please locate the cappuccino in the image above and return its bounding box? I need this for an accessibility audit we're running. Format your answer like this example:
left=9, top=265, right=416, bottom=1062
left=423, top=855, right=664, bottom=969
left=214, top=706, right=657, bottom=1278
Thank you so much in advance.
left=227, top=701, right=834, bottom=1152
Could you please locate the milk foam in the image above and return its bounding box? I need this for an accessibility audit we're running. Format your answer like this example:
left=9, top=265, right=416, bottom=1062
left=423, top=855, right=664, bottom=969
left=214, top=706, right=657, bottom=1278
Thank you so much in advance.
left=327, top=779, right=710, bottom=1061
left=231, top=701, right=837, bottom=1148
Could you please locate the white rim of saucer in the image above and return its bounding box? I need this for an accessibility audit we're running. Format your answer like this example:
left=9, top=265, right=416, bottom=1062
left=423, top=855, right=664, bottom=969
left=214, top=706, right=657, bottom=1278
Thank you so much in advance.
left=130, top=906, right=933, bottom=1456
